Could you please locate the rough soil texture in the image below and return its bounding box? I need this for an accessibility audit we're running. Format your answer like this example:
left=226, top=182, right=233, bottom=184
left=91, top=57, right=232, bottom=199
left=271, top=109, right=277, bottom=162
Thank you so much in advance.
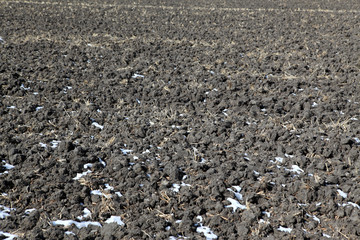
left=1, top=0, right=360, bottom=239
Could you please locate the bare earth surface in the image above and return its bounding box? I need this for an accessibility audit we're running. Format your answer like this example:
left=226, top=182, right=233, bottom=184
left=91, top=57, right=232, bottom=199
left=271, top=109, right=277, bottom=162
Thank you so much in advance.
left=1, top=0, right=360, bottom=239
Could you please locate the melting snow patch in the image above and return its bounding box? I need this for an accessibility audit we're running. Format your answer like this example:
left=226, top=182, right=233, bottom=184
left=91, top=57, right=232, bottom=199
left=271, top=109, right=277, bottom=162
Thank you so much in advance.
left=323, top=233, right=331, bottom=238
left=306, top=214, right=320, bottom=223
left=286, top=165, right=304, bottom=174
left=171, top=184, right=180, bottom=193
left=65, top=231, right=76, bottom=236
left=50, top=140, right=61, bottom=149
left=99, top=157, right=106, bottom=167
left=2, top=161, right=14, bottom=170
left=312, top=102, right=318, bottom=107
left=52, top=220, right=102, bottom=228
left=339, top=202, right=360, bottom=209
left=105, top=216, right=125, bottom=226
left=24, top=208, right=36, bottom=215
left=225, top=198, right=247, bottom=212
left=120, top=149, right=133, bottom=155
left=0, top=231, right=17, bottom=240
left=73, top=170, right=91, bottom=180
left=278, top=226, right=292, bottom=233
left=275, top=157, right=284, bottom=163
left=77, top=208, right=91, bottom=220
left=227, top=186, right=242, bottom=200
left=132, top=73, right=144, bottom=78
left=7, top=106, right=16, bottom=109
left=262, top=211, right=271, bottom=217
left=39, top=142, right=47, bottom=148
left=90, top=190, right=111, bottom=199
left=337, top=189, right=347, bottom=198
left=0, top=205, right=14, bottom=219
left=105, top=184, right=114, bottom=191
left=195, top=216, right=217, bottom=239
left=36, top=106, right=43, bottom=111
left=115, top=192, right=123, bottom=197
left=92, top=122, right=104, bottom=129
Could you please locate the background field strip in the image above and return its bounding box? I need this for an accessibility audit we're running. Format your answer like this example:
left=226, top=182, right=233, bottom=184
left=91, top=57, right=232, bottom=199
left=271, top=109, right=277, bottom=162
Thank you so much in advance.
left=1, top=0, right=360, bottom=14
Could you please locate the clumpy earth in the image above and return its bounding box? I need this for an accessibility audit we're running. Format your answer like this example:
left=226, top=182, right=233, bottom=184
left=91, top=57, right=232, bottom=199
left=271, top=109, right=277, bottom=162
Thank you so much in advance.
left=1, top=0, right=360, bottom=239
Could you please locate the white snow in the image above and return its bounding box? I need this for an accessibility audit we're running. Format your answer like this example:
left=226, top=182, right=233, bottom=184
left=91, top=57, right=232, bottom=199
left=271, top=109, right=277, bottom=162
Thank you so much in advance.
left=39, top=142, right=47, bottom=148
left=277, top=226, right=292, bottom=233
left=35, top=106, right=43, bottom=111
left=92, top=122, right=104, bottom=129
left=90, top=190, right=111, bottom=199
left=132, top=73, right=144, bottom=78
left=73, top=170, right=91, bottom=180
left=105, top=184, right=114, bottom=191
left=323, top=233, right=331, bottom=238
left=120, top=149, right=133, bottom=155
left=337, top=189, right=348, bottom=199
left=52, top=220, right=102, bottom=228
left=105, top=216, right=125, bottom=226
left=340, top=202, right=360, bottom=209
left=312, top=102, right=318, bottom=107
left=275, top=157, right=284, bottom=163
left=24, top=208, right=36, bottom=215
left=306, top=213, right=320, bottom=223
left=171, top=184, right=181, bottom=193
left=288, top=165, right=304, bottom=174
left=227, top=186, right=243, bottom=200
left=115, top=191, right=123, bottom=197
left=262, top=211, right=271, bottom=217
left=7, top=106, right=16, bottom=109
left=65, top=231, right=75, bottom=235
left=225, top=198, right=247, bottom=212
left=2, top=161, right=14, bottom=170
left=99, top=157, right=106, bottom=167
left=196, top=226, right=218, bottom=239
left=0, top=231, right=17, bottom=240
left=77, top=208, right=91, bottom=220
left=50, top=140, right=61, bottom=149
left=20, top=84, right=30, bottom=90
left=196, top=216, right=217, bottom=239
left=0, top=205, right=15, bottom=219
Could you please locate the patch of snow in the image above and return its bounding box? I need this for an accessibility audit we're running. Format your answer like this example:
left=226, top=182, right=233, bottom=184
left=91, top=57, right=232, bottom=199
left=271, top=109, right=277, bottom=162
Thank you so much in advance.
left=50, top=140, right=61, bottom=149
left=7, top=106, right=16, bottom=109
left=277, top=226, right=292, bottom=233
left=0, top=205, right=14, bottom=219
left=92, top=122, right=104, bottom=129
left=105, top=216, right=125, bottom=226
left=24, top=208, right=36, bottom=215
left=275, top=157, right=284, bottom=163
left=39, top=142, right=47, bottom=148
left=115, top=192, right=123, bottom=197
left=337, top=189, right=347, bottom=199
left=90, top=190, right=111, bottom=199
left=340, top=202, right=360, bottom=209
left=65, top=231, right=75, bottom=236
left=20, top=84, right=30, bottom=90
left=225, top=198, right=247, bottom=212
left=105, top=184, right=114, bottom=191
left=33, top=92, right=39, bottom=95
left=171, top=184, right=181, bottom=193
left=36, top=106, right=43, bottom=111
left=312, top=102, right=318, bottom=107
left=227, top=186, right=242, bottom=200
left=120, top=149, right=133, bottom=155
left=287, top=165, right=304, bottom=174
left=262, top=211, right=271, bottom=217
left=323, top=233, right=331, bottom=238
left=350, top=117, right=358, bottom=121
left=73, top=170, right=91, bottom=180
left=165, top=226, right=171, bottom=231
left=77, top=208, right=91, bottom=220
left=285, top=153, right=294, bottom=158
left=2, top=161, right=14, bottom=170
left=132, top=73, right=144, bottom=78
left=99, top=158, right=106, bottom=167
left=52, top=220, right=102, bottom=228
left=196, top=226, right=218, bottom=239
left=0, top=231, right=17, bottom=240
left=306, top=213, right=320, bottom=223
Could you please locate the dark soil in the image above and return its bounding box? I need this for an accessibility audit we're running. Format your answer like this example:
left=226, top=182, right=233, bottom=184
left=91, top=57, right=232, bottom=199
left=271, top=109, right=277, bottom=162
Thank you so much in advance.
left=1, top=0, right=360, bottom=239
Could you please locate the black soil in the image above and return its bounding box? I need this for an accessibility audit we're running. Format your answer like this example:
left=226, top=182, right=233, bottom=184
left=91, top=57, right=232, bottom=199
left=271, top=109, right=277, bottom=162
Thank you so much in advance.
left=1, top=0, right=360, bottom=239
